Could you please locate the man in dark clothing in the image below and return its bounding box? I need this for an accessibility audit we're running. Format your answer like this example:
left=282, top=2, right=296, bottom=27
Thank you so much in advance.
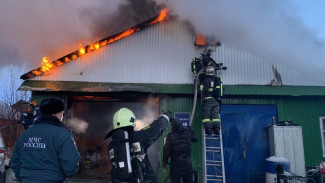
left=200, top=66, right=223, bottom=135
left=19, top=105, right=35, bottom=130
left=163, top=118, right=199, bottom=183
left=19, top=100, right=40, bottom=130
left=10, top=97, right=80, bottom=183
left=105, top=108, right=172, bottom=183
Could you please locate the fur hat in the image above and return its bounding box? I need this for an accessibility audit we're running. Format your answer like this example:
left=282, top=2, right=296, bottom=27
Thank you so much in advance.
left=40, top=97, right=64, bottom=114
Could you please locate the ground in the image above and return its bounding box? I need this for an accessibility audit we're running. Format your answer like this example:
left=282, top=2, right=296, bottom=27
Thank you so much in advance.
left=5, top=168, right=111, bottom=183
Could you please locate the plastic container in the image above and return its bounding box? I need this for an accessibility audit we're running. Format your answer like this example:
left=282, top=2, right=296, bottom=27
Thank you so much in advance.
left=266, top=156, right=290, bottom=183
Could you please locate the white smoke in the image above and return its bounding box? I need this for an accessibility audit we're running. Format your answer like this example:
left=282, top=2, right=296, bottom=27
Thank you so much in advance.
left=134, top=98, right=159, bottom=131
left=159, top=0, right=325, bottom=71
left=66, top=116, right=89, bottom=134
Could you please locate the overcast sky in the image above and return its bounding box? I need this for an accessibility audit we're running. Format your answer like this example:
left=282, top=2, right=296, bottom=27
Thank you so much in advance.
left=0, top=0, right=324, bottom=91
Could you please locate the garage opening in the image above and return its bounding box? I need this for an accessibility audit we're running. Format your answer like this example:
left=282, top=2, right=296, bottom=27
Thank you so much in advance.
left=66, top=96, right=160, bottom=181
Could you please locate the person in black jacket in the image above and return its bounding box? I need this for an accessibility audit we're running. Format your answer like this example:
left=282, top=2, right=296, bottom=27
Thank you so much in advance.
left=10, top=97, right=80, bottom=183
left=105, top=108, right=172, bottom=183
left=163, top=118, right=199, bottom=183
left=19, top=104, right=35, bottom=130
left=19, top=100, right=40, bottom=130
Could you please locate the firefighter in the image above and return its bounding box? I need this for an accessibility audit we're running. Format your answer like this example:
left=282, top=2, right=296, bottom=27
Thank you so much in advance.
left=191, top=48, right=219, bottom=82
left=19, top=100, right=40, bottom=130
left=105, top=108, right=172, bottom=183
left=163, top=118, right=198, bottom=183
left=200, top=66, right=223, bottom=135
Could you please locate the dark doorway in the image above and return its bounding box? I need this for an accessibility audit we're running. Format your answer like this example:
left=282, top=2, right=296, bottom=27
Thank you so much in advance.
left=65, top=96, right=160, bottom=181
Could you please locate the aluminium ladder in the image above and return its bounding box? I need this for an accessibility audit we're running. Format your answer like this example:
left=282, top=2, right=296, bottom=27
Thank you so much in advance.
left=203, top=128, right=226, bottom=183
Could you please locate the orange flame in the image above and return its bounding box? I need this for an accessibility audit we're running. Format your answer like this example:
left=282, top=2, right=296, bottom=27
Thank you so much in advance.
left=107, top=28, right=136, bottom=44
left=149, top=8, right=168, bottom=25
left=94, top=43, right=100, bottom=49
left=38, top=8, right=169, bottom=73
left=79, top=47, right=85, bottom=55
left=41, top=57, right=53, bottom=72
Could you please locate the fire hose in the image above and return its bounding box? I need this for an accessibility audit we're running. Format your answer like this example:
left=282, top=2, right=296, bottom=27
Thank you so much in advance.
left=189, top=69, right=204, bottom=126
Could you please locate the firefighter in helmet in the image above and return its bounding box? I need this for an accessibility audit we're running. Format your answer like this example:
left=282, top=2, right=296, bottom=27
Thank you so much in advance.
left=105, top=108, right=172, bottom=183
left=200, top=66, right=223, bottom=135
left=191, top=47, right=219, bottom=82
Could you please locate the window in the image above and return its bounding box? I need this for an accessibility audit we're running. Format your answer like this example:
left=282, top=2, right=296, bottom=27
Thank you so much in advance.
left=320, top=116, right=325, bottom=157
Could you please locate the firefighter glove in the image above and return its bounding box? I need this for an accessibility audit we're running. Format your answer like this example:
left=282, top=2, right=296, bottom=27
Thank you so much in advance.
left=163, top=111, right=172, bottom=121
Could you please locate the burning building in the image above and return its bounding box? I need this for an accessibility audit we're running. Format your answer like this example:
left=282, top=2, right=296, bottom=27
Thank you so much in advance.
left=18, top=7, right=325, bottom=183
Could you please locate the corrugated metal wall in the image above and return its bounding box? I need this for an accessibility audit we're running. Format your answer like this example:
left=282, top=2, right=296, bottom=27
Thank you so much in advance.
left=29, top=19, right=325, bottom=86
left=224, top=96, right=325, bottom=166
left=31, top=20, right=198, bottom=84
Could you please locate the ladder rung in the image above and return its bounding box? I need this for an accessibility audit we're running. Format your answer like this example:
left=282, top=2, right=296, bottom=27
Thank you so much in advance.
left=207, top=175, right=223, bottom=178
left=206, top=163, right=222, bottom=167
left=207, top=160, right=222, bottom=163
left=205, top=136, right=220, bottom=140
left=206, top=149, right=221, bottom=153
left=204, top=129, right=225, bottom=183
left=206, top=146, right=221, bottom=149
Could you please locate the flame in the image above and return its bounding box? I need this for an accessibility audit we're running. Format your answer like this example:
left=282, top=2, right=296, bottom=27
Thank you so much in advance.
left=65, top=57, right=70, bottom=62
left=79, top=47, right=85, bottom=55
left=149, top=8, right=168, bottom=25
left=41, top=57, right=53, bottom=72
left=107, top=28, right=136, bottom=44
left=101, top=40, right=108, bottom=46
left=94, top=43, right=100, bottom=49
left=38, top=8, right=169, bottom=74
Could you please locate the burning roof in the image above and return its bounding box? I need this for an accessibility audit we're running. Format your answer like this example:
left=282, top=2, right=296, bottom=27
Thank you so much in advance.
left=20, top=9, right=169, bottom=80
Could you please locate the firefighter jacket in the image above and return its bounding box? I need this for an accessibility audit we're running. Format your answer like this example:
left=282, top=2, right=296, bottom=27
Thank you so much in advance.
left=10, top=114, right=80, bottom=182
left=163, top=125, right=198, bottom=176
left=192, top=54, right=218, bottom=76
left=200, top=54, right=218, bottom=68
left=200, top=75, right=223, bottom=100
left=107, top=115, right=169, bottom=183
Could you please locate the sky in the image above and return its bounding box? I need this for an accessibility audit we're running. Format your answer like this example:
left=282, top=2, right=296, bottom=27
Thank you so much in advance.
left=290, top=0, right=325, bottom=38
left=0, top=0, right=325, bottom=95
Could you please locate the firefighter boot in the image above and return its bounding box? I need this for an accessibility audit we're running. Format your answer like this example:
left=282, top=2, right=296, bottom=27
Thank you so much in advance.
left=213, top=127, right=220, bottom=136
left=205, top=128, right=212, bottom=135
left=203, top=122, right=212, bottom=135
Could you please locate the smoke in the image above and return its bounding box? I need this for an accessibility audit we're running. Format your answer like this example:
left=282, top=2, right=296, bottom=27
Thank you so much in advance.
left=81, top=0, right=163, bottom=38
left=159, top=0, right=325, bottom=70
left=1, top=0, right=324, bottom=74
left=134, top=98, right=159, bottom=130
left=0, top=0, right=163, bottom=70
left=0, top=0, right=113, bottom=69
left=66, top=116, right=89, bottom=134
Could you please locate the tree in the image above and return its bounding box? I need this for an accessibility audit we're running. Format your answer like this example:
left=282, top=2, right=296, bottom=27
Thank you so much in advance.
left=0, top=65, right=30, bottom=121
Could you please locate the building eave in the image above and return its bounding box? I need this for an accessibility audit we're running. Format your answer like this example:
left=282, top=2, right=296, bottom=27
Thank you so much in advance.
left=18, top=80, right=325, bottom=97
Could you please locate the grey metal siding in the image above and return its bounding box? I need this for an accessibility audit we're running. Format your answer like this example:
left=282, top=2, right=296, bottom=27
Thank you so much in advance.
left=27, top=20, right=325, bottom=86
left=31, top=20, right=198, bottom=84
